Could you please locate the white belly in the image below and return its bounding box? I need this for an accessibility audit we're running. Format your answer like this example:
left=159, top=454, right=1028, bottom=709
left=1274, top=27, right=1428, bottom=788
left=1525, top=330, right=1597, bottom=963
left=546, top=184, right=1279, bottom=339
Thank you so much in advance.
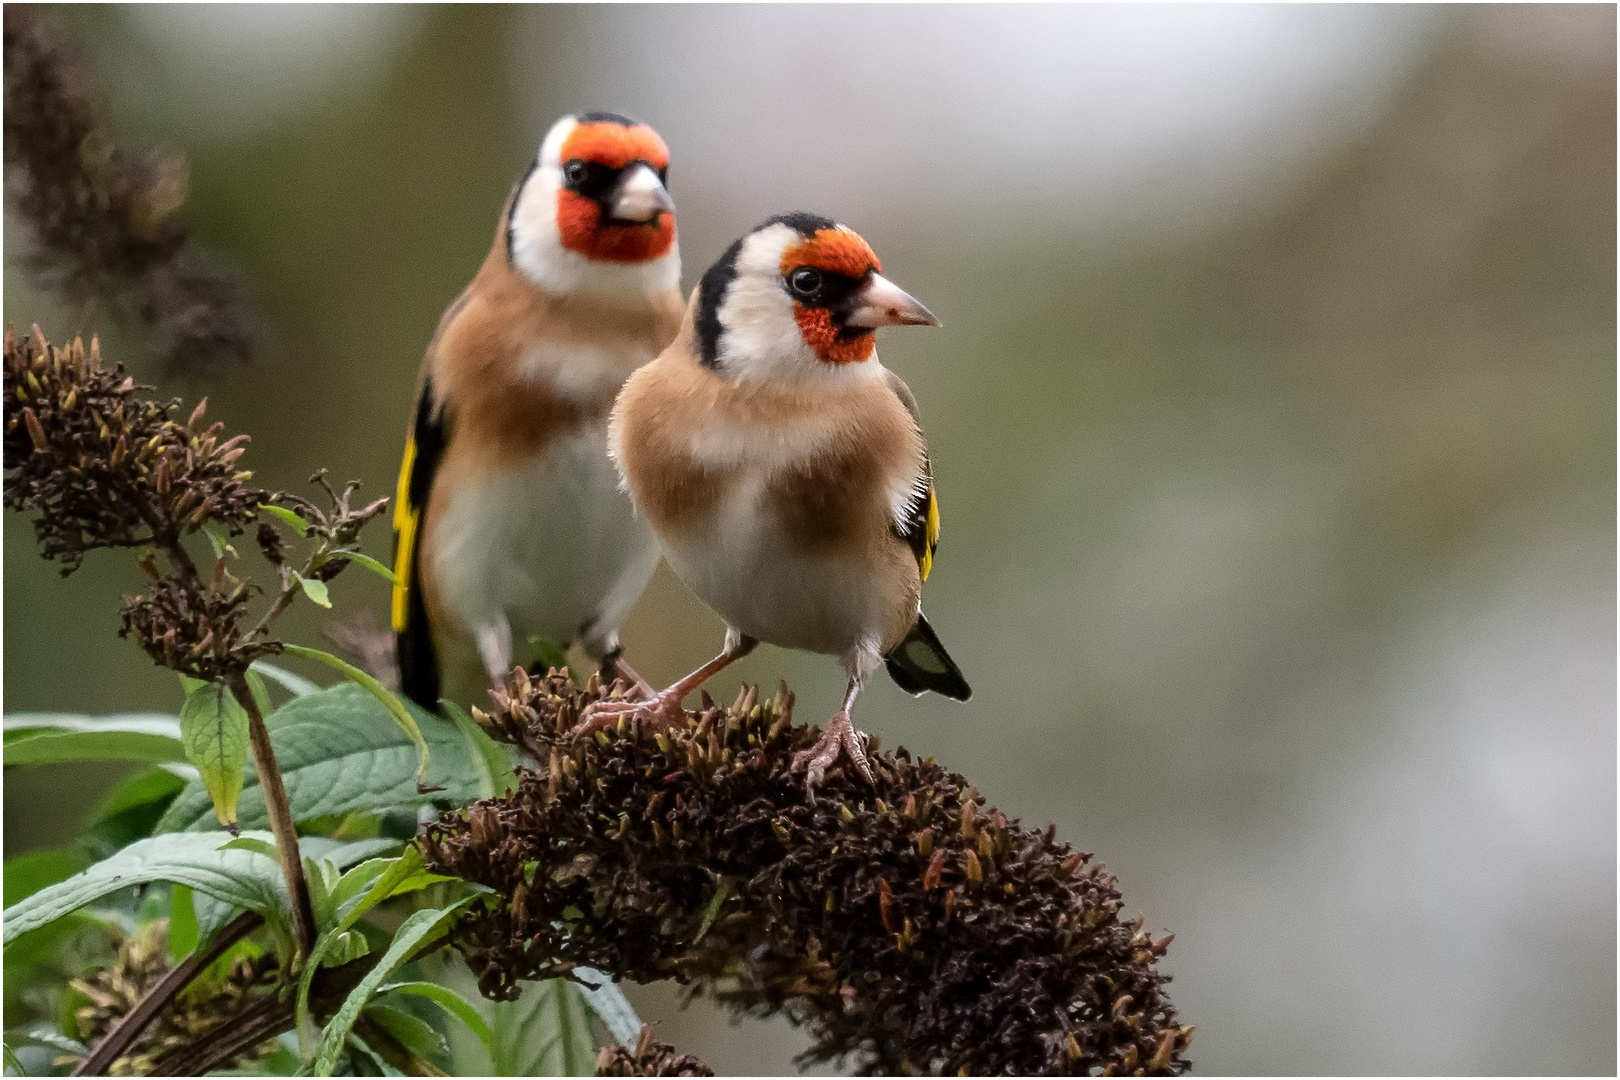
left=431, top=424, right=659, bottom=653
left=659, top=473, right=887, bottom=660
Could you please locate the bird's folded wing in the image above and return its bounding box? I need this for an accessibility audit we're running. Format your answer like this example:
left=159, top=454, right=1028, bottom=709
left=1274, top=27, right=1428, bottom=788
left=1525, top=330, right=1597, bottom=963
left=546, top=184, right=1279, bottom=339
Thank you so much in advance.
left=392, top=373, right=449, bottom=706
left=885, top=368, right=940, bottom=582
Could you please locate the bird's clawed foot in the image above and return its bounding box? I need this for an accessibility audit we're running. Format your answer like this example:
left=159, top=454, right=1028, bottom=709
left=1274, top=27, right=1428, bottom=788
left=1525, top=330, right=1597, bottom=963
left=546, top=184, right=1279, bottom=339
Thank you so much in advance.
left=571, top=686, right=688, bottom=739
left=792, top=711, right=874, bottom=800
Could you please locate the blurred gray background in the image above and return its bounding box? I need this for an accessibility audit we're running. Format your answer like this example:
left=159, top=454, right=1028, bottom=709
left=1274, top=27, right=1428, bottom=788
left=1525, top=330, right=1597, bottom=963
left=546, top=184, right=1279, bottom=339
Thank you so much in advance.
left=5, top=5, right=1614, bottom=1074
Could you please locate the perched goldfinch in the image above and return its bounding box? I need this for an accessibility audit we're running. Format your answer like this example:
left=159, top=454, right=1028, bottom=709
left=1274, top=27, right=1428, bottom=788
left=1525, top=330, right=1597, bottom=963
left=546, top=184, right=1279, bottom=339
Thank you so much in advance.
left=392, top=112, right=683, bottom=709
left=599, top=213, right=971, bottom=792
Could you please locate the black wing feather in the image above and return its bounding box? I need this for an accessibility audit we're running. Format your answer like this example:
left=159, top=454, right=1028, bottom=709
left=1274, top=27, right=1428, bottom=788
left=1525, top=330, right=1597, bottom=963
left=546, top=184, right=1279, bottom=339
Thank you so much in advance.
left=393, top=374, right=449, bottom=709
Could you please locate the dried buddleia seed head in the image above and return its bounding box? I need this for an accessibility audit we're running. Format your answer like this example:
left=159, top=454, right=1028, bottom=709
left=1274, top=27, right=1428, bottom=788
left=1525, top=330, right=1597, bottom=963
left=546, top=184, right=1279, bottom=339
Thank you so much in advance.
left=3, top=326, right=268, bottom=573
left=119, top=575, right=279, bottom=682
left=425, top=675, right=1190, bottom=1076
left=69, top=919, right=279, bottom=1076
left=593, top=1024, right=713, bottom=1077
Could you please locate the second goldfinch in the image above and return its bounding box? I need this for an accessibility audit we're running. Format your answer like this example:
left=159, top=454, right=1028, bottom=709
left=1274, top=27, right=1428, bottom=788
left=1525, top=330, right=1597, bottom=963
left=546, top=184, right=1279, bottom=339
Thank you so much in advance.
left=392, top=112, right=683, bottom=710
left=599, top=213, right=970, bottom=791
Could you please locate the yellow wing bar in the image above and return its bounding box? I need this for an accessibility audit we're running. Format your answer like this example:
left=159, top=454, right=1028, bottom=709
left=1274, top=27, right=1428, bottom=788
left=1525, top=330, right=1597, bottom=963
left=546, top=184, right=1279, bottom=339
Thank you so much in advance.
left=919, top=486, right=940, bottom=582
left=390, top=436, right=418, bottom=632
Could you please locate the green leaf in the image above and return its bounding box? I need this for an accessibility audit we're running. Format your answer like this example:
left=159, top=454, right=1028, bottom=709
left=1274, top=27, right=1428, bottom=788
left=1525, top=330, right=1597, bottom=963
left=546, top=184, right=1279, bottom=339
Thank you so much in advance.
left=3, top=713, right=184, bottom=767
left=19, top=1025, right=86, bottom=1059
left=169, top=883, right=200, bottom=961
left=2, top=850, right=89, bottom=908
left=574, top=967, right=643, bottom=1047
left=191, top=890, right=240, bottom=943
left=376, top=982, right=495, bottom=1061
left=441, top=702, right=517, bottom=798
left=499, top=980, right=600, bottom=1076
left=156, top=684, right=488, bottom=834
left=243, top=667, right=276, bottom=720
left=220, top=836, right=280, bottom=861
left=82, top=769, right=189, bottom=860
left=179, top=681, right=250, bottom=830
left=1, top=832, right=289, bottom=945
left=297, top=574, right=333, bottom=609
left=364, top=1003, right=448, bottom=1062
left=296, top=847, right=428, bottom=1051
left=282, top=646, right=430, bottom=789
left=252, top=660, right=321, bottom=698
left=527, top=636, right=570, bottom=675
left=347, top=1032, right=405, bottom=1076
left=693, top=877, right=734, bottom=944
left=313, top=896, right=477, bottom=1075
left=259, top=503, right=311, bottom=536
left=331, top=550, right=398, bottom=585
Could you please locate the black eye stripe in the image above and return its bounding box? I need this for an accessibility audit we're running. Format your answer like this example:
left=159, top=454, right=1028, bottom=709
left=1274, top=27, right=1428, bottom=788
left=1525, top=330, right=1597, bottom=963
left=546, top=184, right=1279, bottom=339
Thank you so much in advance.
left=783, top=266, right=865, bottom=310
left=560, top=159, right=619, bottom=199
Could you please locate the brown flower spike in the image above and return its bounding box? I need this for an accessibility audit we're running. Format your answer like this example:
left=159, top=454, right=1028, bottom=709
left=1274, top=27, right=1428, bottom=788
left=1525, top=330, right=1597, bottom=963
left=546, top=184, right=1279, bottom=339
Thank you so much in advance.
left=3, top=325, right=263, bottom=574
left=594, top=1024, right=713, bottom=1077
left=425, top=670, right=1192, bottom=1076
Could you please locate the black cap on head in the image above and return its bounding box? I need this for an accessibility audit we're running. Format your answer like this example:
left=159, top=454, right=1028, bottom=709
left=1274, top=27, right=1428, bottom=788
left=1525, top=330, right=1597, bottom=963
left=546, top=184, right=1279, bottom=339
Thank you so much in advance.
left=574, top=110, right=639, bottom=126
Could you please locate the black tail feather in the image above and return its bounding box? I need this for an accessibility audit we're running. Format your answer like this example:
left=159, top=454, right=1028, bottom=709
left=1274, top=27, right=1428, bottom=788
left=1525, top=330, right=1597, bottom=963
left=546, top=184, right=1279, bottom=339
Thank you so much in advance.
left=397, top=555, right=440, bottom=711
left=884, top=612, right=971, bottom=701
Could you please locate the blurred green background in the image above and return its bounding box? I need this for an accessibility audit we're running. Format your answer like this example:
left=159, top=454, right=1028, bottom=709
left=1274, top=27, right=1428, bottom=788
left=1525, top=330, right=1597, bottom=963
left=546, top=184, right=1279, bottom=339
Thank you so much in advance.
left=5, top=5, right=1613, bottom=1074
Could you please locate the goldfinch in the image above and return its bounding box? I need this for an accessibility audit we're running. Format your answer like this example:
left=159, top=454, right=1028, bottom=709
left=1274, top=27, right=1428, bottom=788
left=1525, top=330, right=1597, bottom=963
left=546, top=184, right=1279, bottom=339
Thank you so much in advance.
left=391, top=112, right=683, bottom=710
left=599, top=213, right=971, bottom=792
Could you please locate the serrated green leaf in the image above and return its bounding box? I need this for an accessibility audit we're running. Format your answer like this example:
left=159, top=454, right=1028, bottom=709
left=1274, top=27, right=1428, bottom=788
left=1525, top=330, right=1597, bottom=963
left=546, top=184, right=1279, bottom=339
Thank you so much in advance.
left=281, top=646, right=430, bottom=789
left=313, top=896, right=477, bottom=1075
left=3, top=713, right=184, bottom=767
left=179, top=682, right=250, bottom=830
left=156, top=685, right=485, bottom=835
left=259, top=503, right=311, bottom=536
left=297, top=574, right=333, bottom=609
left=1, top=832, right=289, bottom=945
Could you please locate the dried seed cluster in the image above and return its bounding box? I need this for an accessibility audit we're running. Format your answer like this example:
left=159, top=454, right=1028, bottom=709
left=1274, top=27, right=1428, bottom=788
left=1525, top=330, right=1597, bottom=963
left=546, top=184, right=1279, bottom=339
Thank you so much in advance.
left=118, top=566, right=277, bottom=682
left=3, top=6, right=255, bottom=372
left=69, top=920, right=278, bottom=1076
left=3, top=325, right=263, bottom=572
left=425, top=670, right=1192, bottom=1076
left=594, top=1023, right=714, bottom=1077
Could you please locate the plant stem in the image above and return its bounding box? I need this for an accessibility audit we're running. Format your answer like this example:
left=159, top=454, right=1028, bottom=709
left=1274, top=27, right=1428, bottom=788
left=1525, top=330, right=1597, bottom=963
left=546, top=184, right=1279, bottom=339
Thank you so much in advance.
left=71, top=910, right=262, bottom=1077
left=228, top=672, right=317, bottom=956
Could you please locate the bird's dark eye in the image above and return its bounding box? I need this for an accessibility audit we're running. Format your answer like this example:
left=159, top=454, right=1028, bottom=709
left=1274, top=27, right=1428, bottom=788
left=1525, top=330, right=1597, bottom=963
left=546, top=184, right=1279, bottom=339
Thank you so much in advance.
left=562, top=160, right=589, bottom=185
left=788, top=267, right=823, bottom=299
left=657, top=166, right=668, bottom=185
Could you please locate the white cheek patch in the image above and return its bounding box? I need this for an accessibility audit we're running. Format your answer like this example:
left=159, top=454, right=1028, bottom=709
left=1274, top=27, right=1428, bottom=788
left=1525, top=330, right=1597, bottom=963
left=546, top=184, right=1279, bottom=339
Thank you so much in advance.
left=508, top=117, right=681, bottom=301
left=715, top=226, right=816, bottom=379
left=715, top=226, right=885, bottom=391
